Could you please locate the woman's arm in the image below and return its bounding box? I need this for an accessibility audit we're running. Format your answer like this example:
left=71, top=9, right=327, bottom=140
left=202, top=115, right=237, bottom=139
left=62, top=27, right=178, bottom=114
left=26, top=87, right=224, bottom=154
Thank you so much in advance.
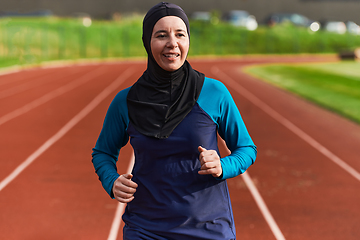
left=197, top=78, right=257, bottom=180
left=91, top=88, right=131, bottom=198
left=217, top=82, right=257, bottom=179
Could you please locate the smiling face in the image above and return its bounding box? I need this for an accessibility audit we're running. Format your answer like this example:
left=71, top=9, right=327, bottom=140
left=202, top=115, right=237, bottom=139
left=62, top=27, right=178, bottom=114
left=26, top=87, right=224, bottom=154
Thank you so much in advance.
left=150, top=16, right=189, bottom=72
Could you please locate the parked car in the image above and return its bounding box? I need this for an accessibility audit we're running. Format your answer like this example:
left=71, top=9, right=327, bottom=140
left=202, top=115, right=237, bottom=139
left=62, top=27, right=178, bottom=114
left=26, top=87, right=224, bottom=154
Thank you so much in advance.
left=346, top=21, right=360, bottom=35
left=191, top=11, right=211, bottom=22
left=321, top=21, right=347, bottom=34
left=223, top=10, right=258, bottom=31
left=0, top=10, right=53, bottom=18
left=265, top=13, right=320, bottom=31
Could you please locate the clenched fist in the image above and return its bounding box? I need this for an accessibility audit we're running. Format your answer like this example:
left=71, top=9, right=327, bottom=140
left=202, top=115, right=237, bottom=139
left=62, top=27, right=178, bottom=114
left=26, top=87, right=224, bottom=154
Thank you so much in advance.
left=112, top=173, right=138, bottom=203
left=198, top=146, right=223, bottom=178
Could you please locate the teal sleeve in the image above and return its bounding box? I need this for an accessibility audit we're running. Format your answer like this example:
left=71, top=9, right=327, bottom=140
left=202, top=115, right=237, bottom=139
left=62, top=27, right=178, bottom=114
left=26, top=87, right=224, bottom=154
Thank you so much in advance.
left=197, top=78, right=257, bottom=179
left=91, top=87, right=130, bottom=198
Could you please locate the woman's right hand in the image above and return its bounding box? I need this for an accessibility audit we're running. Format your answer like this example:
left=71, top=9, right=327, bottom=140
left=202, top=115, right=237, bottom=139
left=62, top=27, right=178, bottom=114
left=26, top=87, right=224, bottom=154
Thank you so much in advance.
left=112, top=174, right=138, bottom=203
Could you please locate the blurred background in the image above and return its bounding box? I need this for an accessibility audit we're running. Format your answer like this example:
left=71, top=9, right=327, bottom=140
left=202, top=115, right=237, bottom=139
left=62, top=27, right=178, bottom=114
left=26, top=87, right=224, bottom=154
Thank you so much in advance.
left=0, top=0, right=359, bottom=67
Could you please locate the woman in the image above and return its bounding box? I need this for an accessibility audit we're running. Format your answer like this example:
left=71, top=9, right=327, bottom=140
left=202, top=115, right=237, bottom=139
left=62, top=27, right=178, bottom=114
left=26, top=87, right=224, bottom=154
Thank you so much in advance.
left=92, top=2, right=257, bottom=239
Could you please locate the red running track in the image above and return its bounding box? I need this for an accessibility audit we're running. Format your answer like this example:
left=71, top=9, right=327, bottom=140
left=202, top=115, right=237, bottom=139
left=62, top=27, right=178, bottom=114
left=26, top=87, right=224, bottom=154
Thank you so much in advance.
left=0, top=56, right=360, bottom=240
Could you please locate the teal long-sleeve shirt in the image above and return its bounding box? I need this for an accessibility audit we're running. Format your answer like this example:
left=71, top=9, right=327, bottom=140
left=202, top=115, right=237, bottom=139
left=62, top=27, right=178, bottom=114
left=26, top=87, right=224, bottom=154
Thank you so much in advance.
left=92, top=77, right=257, bottom=198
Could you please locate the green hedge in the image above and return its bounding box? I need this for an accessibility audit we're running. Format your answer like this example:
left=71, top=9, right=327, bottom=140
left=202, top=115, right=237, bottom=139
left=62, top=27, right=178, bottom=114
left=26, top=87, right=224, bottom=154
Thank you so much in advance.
left=0, top=17, right=359, bottom=67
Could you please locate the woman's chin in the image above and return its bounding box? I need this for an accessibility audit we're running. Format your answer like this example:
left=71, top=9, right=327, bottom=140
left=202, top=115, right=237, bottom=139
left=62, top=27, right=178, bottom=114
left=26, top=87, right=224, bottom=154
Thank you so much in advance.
left=159, top=61, right=184, bottom=72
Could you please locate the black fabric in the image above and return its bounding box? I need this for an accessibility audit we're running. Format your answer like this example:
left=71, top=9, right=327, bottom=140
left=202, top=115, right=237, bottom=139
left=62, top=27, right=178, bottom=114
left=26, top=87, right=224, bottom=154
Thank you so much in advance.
left=141, top=2, right=190, bottom=58
left=127, top=2, right=205, bottom=139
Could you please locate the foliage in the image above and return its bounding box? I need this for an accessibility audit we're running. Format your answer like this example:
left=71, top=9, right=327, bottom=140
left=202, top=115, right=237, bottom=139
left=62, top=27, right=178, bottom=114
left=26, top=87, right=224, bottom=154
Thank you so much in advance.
left=0, top=16, right=359, bottom=67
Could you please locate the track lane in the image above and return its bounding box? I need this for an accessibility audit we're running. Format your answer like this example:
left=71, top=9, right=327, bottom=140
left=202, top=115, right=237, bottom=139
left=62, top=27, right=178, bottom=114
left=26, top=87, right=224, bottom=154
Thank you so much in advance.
left=0, top=66, right=107, bottom=119
left=0, top=65, right=124, bottom=179
left=0, top=67, right=55, bottom=88
left=0, top=66, right=135, bottom=191
left=213, top=66, right=360, bottom=182
left=192, top=58, right=360, bottom=240
left=0, top=63, right=143, bottom=239
left=1, top=57, right=359, bottom=239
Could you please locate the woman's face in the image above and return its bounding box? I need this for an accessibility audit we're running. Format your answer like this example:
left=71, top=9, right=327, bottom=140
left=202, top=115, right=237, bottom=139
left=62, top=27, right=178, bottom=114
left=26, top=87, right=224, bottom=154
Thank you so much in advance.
left=150, top=16, right=189, bottom=72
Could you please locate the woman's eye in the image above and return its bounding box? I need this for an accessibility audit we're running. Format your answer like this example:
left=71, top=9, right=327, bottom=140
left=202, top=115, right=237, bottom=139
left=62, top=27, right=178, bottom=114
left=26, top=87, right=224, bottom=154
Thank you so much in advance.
left=157, top=34, right=166, bottom=38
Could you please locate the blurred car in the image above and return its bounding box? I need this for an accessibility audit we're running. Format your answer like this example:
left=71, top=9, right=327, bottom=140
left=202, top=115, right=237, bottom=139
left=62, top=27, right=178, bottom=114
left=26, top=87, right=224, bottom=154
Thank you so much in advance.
left=265, top=13, right=320, bottom=31
left=191, top=11, right=211, bottom=22
left=322, top=21, right=347, bottom=34
left=223, top=10, right=258, bottom=31
left=0, top=10, right=53, bottom=18
left=346, top=21, right=360, bottom=35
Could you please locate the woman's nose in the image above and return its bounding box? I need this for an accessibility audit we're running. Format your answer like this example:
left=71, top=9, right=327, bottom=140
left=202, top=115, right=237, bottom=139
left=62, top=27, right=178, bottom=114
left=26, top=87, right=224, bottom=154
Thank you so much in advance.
left=166, top=35, right=178, bottom=48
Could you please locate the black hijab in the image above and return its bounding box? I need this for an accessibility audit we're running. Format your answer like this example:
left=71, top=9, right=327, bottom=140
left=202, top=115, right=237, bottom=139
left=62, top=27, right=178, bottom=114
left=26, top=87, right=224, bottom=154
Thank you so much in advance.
left=127, top=2, right=205, bottom=139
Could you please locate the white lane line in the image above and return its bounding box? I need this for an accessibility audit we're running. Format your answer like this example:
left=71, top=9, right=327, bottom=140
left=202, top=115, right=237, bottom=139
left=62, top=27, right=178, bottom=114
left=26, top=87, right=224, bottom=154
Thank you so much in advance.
left=107, top=153, right=135, bottom=240
left=242, top=171, right=286, bottom=240
left=0, top=68, right=134, bottom=192
left=0, top=70, right=50, bottom=88
left=212, top=67, right=360, bottom=182
left=0, top=66, right=106, bottom=126
left=0, top=72, right=54, bottom=99
left=0, top=67, right=27, bottom=86
left=0, top=69, right=83, bottom=99
left=218, top=137, right=286, bottom=240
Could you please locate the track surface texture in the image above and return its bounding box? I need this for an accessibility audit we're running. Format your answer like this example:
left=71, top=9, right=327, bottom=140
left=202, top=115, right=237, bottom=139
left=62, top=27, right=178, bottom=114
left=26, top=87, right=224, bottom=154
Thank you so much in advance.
left=1, top=55, right=359, bottom=240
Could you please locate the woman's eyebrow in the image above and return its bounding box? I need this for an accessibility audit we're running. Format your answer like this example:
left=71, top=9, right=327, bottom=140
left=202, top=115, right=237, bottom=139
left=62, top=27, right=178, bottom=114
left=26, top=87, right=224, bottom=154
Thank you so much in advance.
left=175, top=29, right=186, bottom=33
left=154, top=30, right=167, bottom=35
left=154, top=29, right=186, bottom=35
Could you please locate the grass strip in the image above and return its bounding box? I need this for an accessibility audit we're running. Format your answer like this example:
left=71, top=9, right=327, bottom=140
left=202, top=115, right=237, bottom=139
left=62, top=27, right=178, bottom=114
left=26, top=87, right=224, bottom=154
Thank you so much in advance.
left=244, top=61, right=360, bottom=124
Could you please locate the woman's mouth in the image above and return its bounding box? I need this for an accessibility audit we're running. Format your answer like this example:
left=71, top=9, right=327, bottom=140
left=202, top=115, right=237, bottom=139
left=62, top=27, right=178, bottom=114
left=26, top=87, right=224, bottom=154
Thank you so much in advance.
left=163, top=53, right=180, bottom=59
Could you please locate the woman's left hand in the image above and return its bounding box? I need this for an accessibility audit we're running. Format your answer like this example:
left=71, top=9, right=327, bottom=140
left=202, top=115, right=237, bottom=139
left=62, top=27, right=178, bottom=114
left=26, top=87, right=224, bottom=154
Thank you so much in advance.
left=198, top=146, right=223, bottom=178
